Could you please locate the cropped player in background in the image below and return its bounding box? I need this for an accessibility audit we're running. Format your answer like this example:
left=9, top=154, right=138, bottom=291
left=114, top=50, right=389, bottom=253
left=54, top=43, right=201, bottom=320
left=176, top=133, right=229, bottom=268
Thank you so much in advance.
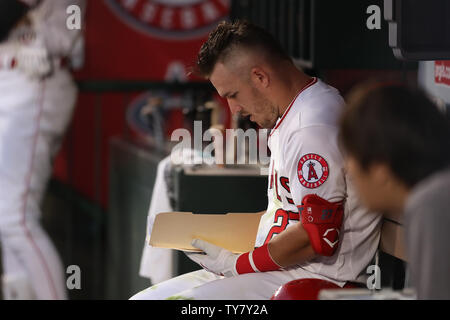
left=131, top=20, right=382, bottom=300
left=339, top=83, right=450, bottom=299
left=0, top=0, right=85, bottom=299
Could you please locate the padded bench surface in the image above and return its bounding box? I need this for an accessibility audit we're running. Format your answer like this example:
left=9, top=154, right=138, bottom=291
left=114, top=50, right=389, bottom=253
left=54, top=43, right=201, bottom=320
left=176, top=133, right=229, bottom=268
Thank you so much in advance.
left=380, top=218, right=407, bottom=261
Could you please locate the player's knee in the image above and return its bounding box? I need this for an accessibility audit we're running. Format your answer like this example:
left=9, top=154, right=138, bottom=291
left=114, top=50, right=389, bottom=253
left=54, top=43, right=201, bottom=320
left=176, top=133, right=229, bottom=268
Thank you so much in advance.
left=0, top=216, right=41, bottom=240
left=129, top=290, right=147, bottom=300
left=129, top=285, right=159, bottom=300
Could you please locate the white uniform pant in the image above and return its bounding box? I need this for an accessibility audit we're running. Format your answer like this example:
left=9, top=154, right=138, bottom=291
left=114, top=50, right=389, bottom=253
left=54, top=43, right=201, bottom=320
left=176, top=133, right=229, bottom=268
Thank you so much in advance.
left=130, top=266, right=344, bottom=300
left=0, top=68, right=77, bottom=299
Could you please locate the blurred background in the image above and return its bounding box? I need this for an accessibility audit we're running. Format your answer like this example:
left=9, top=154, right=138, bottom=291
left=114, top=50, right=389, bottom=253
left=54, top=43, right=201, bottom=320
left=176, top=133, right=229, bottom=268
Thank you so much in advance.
left=5, top=0, right=447, bottom=299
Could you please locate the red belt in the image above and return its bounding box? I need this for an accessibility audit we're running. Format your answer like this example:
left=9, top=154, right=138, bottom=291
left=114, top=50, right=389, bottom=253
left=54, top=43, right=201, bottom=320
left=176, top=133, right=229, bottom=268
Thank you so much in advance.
left=0, top=56, right=68, bottom=70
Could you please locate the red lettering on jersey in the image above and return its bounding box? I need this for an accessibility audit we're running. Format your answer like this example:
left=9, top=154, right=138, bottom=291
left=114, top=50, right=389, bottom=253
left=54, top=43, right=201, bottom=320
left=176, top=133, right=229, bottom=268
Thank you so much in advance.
left=264, top=209, right=299, bottom=244
left=280, top=176, right=294, bottom=204
left=274, top=171, right=281, bottom=201
left=280, top=177, right=290, bottom=192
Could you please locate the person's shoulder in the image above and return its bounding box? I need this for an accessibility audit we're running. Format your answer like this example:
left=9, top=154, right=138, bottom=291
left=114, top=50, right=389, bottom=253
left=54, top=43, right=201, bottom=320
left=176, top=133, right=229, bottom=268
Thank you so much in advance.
left=293, top=79, right=345, bottom=129
left=278, top=79, right=344, bottom=144
left=411, top=168, right=450, bottom=199
left=405, top=168, right=450, bottom=219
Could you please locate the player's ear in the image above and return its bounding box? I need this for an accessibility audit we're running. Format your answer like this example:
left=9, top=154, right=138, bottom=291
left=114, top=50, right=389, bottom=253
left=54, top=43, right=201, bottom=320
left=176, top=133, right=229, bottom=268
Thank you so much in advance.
left=250, top=67, right=269, bottom=89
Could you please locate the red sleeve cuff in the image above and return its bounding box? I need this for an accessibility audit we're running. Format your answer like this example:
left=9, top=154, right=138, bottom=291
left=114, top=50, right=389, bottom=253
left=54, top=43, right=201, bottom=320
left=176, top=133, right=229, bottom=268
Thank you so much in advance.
left=235, top=244, right=281, bottom=274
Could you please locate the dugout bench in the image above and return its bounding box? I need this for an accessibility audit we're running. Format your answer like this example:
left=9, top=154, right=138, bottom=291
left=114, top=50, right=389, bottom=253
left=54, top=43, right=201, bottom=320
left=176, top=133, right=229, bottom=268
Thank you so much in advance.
left=272, top=213, right=409, bottom=300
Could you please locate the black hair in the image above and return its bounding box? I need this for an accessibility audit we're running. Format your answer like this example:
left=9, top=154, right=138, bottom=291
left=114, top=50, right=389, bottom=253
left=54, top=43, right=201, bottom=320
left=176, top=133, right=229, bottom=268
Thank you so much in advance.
left=195, top=20, right=291, bottom=77
left=0, top=0, right=30, bottom=43
left=339, top=82, right=450, bottom=187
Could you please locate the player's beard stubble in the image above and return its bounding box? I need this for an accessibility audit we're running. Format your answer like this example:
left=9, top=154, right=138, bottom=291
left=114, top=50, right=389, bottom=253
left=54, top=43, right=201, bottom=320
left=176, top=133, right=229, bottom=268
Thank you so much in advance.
left=248, top=86, right=279, bottom=129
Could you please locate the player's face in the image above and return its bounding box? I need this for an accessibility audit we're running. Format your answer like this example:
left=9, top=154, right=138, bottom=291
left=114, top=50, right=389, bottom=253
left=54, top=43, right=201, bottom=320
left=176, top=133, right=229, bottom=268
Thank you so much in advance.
left=210, top=62, right=278, bottom=129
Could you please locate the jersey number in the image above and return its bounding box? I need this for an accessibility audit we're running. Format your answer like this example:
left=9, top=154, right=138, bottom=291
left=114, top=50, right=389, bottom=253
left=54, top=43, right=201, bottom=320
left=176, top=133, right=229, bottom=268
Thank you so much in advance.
left=264, top=209, right=299, bottom=244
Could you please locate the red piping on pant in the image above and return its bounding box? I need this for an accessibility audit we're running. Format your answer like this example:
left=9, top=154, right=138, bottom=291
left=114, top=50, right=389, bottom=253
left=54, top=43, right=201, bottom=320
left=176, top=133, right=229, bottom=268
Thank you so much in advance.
left=20, top=80, right=60, bottom=300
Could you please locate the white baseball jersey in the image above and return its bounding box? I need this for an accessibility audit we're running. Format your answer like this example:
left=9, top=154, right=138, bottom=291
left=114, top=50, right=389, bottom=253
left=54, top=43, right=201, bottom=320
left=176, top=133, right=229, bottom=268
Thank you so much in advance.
left=255, top=77, right=382, bottom=284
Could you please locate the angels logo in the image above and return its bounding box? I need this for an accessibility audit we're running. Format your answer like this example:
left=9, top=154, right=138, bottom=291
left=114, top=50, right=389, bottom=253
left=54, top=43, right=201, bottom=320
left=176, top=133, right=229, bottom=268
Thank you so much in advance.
left=105, top=0, right=230, bottom=40
left=297, top=153, right=329, bottom=189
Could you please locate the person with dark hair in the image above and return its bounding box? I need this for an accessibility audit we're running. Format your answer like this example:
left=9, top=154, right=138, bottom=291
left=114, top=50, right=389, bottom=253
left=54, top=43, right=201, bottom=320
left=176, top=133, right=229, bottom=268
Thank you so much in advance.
left=339, top=82, right=450, bottom=299
left=131, top=20, right=382, bottom=300
left=0, top=1, right=38, bottom=43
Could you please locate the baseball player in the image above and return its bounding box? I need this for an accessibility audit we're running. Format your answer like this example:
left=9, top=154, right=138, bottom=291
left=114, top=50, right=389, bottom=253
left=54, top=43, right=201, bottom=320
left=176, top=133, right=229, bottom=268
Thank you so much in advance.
left=0, top=0, right=85, bottom=299
left=131, top=20, right=382, bottom=300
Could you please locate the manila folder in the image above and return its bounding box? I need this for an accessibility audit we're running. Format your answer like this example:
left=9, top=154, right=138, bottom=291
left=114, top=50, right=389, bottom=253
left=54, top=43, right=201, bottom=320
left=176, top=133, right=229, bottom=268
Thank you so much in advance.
left=149, top=211, right=264, bottom=253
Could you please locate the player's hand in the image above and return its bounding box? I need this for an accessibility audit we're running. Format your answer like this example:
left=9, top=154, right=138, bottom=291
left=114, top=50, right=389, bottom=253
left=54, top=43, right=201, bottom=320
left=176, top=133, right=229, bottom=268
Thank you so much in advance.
left=186, top=239, right=282, bottom=277
left=185, top=239, right=239, bottom=278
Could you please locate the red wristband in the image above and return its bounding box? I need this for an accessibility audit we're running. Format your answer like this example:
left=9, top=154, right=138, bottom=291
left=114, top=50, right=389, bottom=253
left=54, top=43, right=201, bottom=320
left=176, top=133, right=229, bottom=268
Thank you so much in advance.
left=235, top=244, right=281, bottom=274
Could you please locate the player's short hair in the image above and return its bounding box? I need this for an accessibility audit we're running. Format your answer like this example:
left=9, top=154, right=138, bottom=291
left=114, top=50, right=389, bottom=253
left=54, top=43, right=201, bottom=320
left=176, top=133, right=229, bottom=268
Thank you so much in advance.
left=195, top=20, right=291, bottom=77
left=339, top=81, right=450, bottom=188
